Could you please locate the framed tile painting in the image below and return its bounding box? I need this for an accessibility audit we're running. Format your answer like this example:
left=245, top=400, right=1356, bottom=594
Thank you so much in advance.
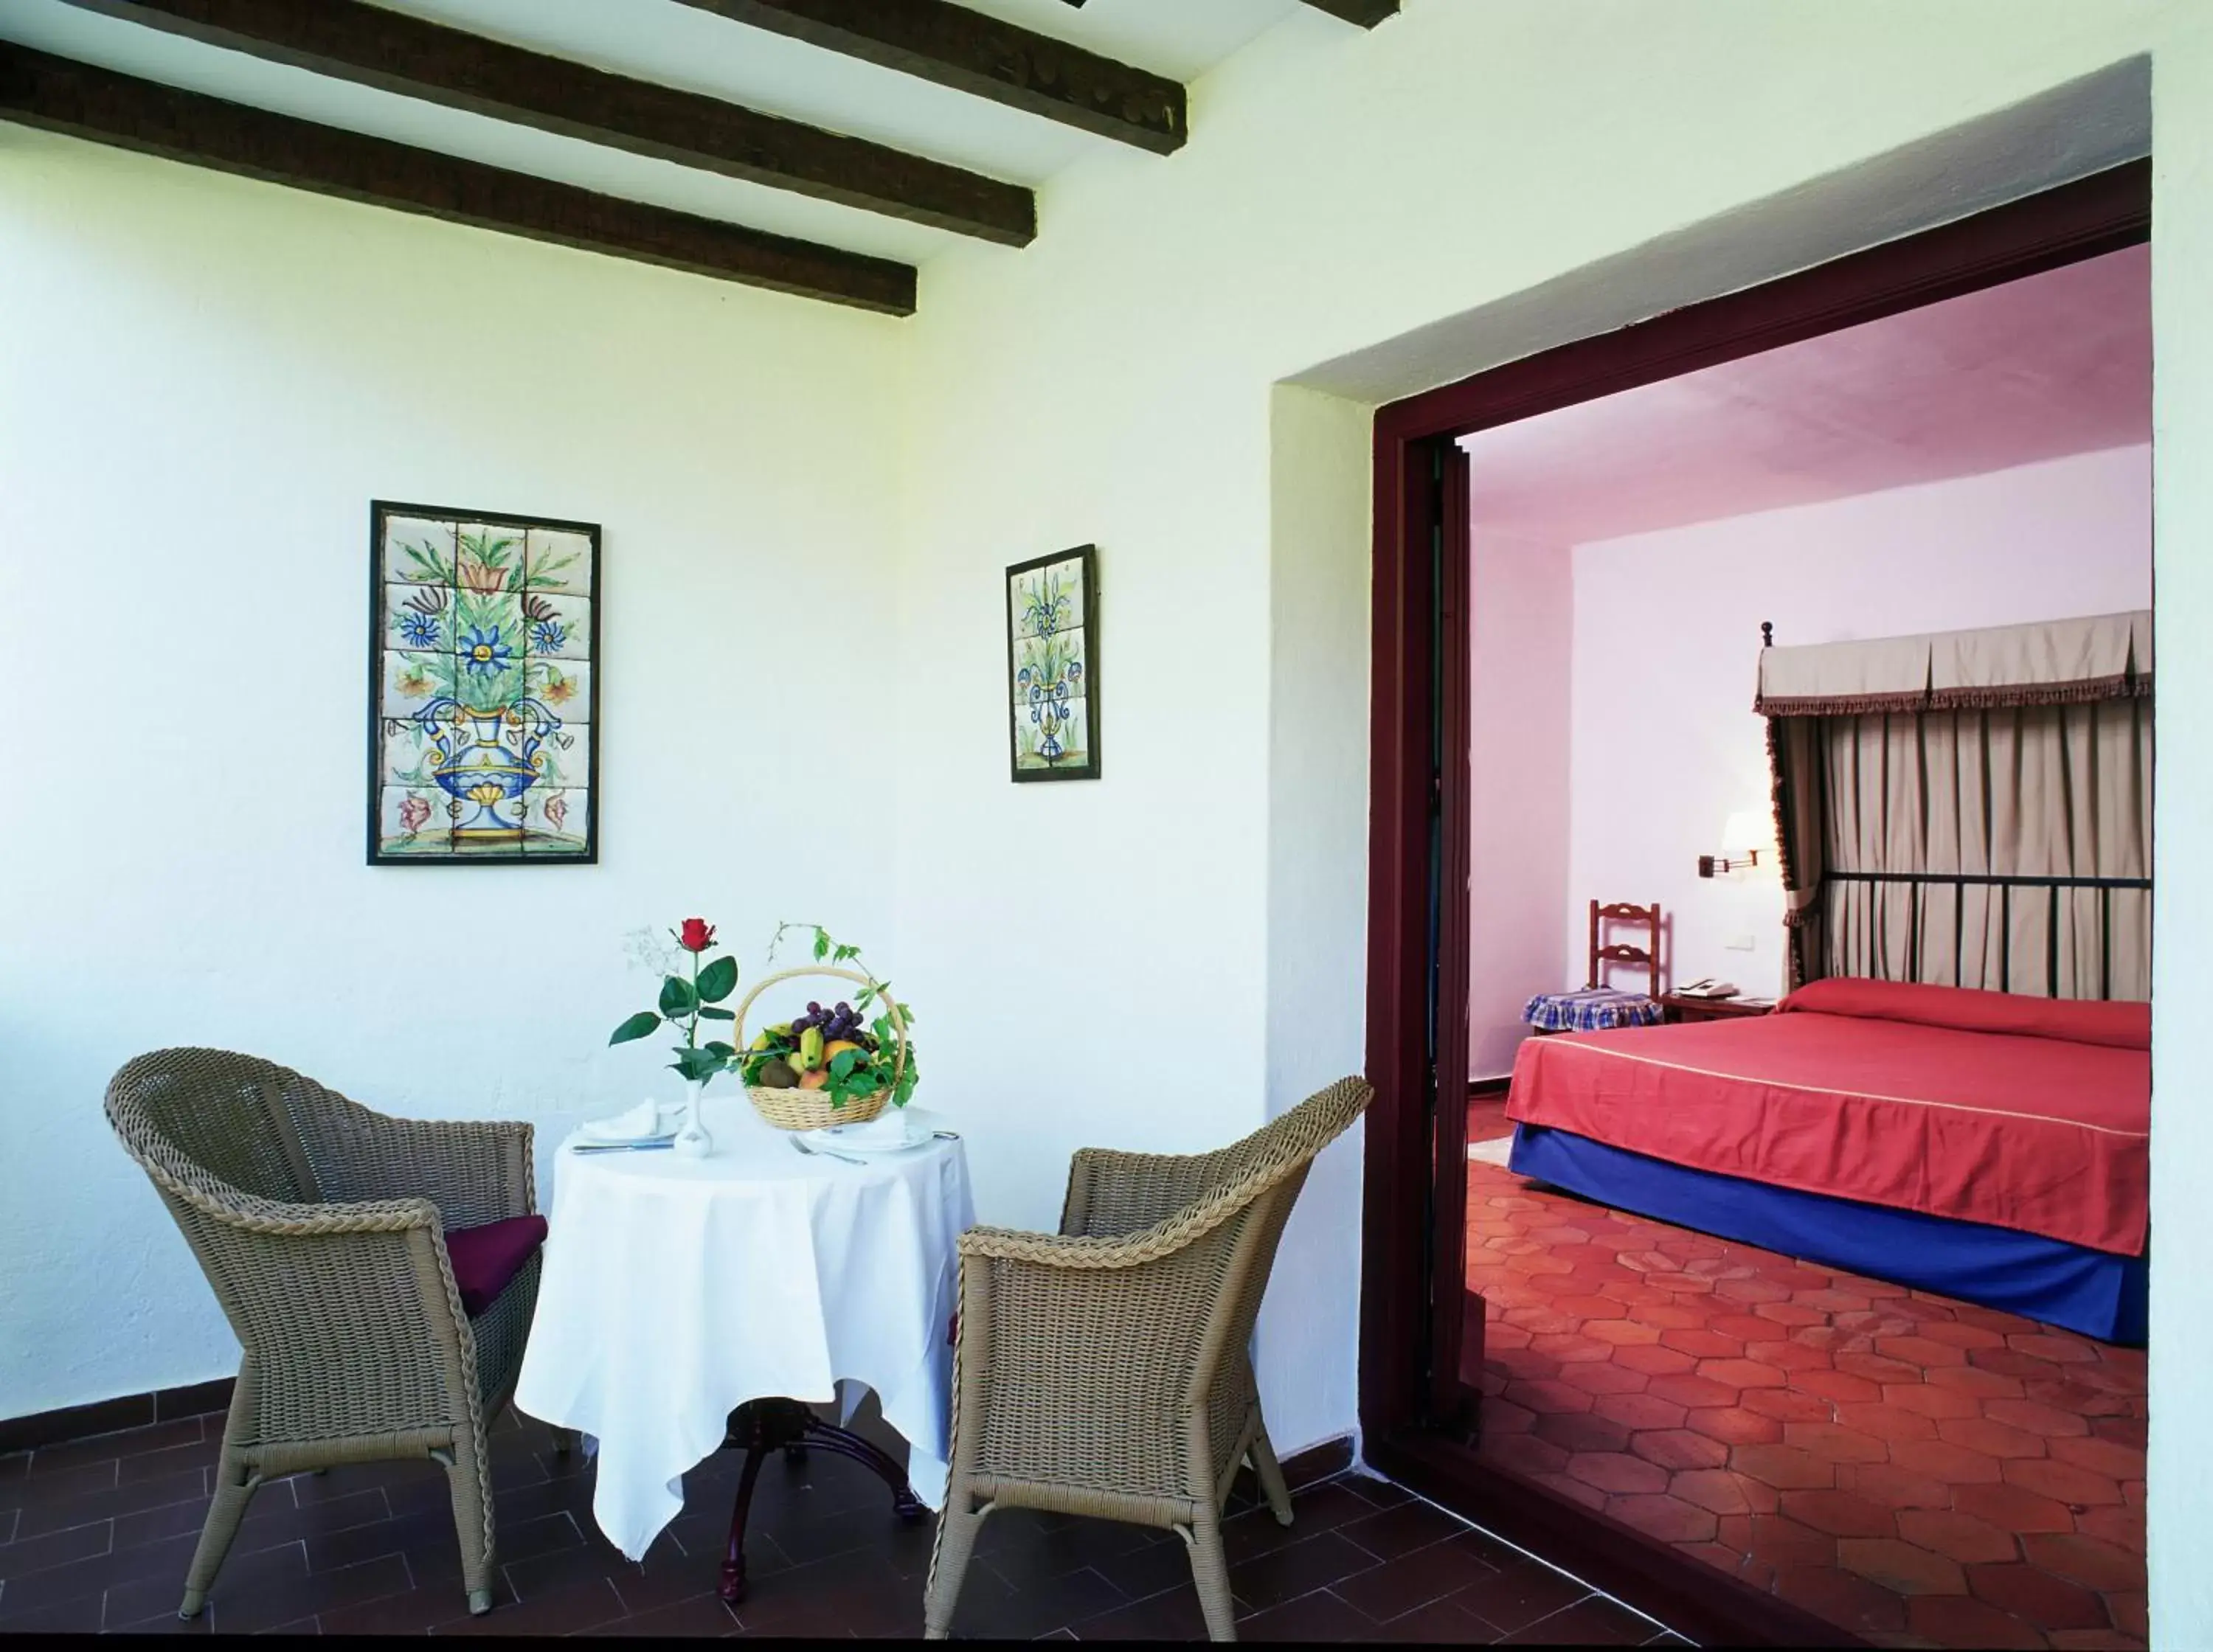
left=1007, top=545, right=1100, bottom=782
left=368, top=500, right=601, bottom=864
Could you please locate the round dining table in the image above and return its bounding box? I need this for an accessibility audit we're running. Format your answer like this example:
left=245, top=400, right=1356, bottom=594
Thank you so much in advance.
left=513, top=1095, right=974, bottom=1595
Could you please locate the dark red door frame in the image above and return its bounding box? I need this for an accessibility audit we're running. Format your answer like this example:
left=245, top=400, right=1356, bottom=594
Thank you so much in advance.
left=1357, top=159, right=2150, bottom=1648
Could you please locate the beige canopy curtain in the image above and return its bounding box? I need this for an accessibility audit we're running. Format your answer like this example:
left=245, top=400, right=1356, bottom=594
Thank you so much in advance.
left=1758, top=612, right=2153, bottom=999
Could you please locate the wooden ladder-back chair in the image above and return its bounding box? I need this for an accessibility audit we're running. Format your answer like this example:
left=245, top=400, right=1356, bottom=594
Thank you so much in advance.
left=1522, top=900, right=1666, bottom=1033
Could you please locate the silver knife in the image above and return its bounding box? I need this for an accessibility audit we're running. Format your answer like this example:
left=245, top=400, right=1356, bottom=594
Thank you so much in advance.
left=570, top=1139, right=677, bottom=1154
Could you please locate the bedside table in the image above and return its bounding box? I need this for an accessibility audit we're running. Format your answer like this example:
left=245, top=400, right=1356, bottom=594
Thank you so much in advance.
left=1658, top=993, right=1777, bottom=1025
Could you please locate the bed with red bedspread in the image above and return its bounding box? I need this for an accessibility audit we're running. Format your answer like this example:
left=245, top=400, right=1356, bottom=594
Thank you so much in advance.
left=1502, top=978, right=2150, bottom=1342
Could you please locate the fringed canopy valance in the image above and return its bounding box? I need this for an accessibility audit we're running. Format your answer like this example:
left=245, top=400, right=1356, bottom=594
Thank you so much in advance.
left=1755, top=610, right=2153, bottom=717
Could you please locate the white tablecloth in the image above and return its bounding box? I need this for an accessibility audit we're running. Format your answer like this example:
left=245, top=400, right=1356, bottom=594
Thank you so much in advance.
left=513, top=1097, right=974, bottom=1561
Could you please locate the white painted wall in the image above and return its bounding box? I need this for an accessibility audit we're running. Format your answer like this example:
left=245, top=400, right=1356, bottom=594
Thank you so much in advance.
left=1467, top=532, right=1573, bottom=1080
left=10, top=1, right=2213, bottom=1637
left=0, top=131, right=908, bottom=1418
left=1559, top=444, right=2153, bottom=1010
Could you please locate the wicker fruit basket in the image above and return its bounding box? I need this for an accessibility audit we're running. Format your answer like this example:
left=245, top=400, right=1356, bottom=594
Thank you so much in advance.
left=733, top=966, right=910, bottom=1133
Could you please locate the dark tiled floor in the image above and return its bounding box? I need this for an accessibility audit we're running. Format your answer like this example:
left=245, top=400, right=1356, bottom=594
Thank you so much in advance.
left=0, top=1402, right=1682, bottom=1640
left=1465, top=1150, right=2147, bottom=1651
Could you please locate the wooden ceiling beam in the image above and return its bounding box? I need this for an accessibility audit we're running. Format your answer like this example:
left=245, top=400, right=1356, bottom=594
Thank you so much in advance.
left=668, top=0, right=1185, bottom=155
left=1300, top=0, right=1400, bottom=24
left=0, top=44, right=917, bottom=313
left=63, top=0, right=1034, bottom=246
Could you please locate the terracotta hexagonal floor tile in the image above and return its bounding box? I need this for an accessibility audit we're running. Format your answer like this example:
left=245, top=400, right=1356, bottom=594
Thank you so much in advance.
left=1904, top=1594, right=2049, bottom=1650
left=1951, top=1481, right=2079, bottom=1535
left=1483, top=1398, right=1537, bottom=1434
left=1714, top=1277, right=1793, bottom=1306
left=1658, top=1327, right=1742, bottom=1360
left=1772, top=1564, right=1908, bottom=1636
left=1697, top=1358, right=1787, bottom=1391
left=1669, top=1469, right=1772, bottom=1516
left=1557, top=1361, right=1651, bottom=1398
left=1647, top=1372, right=1742, bottom=1411
left=2005, top=1333, right=2099, bottom=1365
left=2044, top=1633, right=2150, bottom=1652
left=1981, top=1398, right=2093, bottom=1439
left=1925, top=1364, right=2026, bottom=1401
left=1605, top=1492, right=1719, bottom=1546
left=1752, top=1299, right=1828, bottom=1329
left=1730, top=1443, right=1835, bottom=1491
left=1967, top=1347, right=2069, bottom=1381
left=1965, top=1562, right=2108, bottom=1630
left=1611, top=1342, right=1697, bottom=1378
left=1531, top=1409, right=1633, bottom=1454
left=1878, top=1382, right=1984, bottom=1421
left=1501, top=1378, right=1594, bottom=1416
left=1901, top=1440, right=2008, bottom=1488
left=1836, top=1462, right=1954, bottom=1512
left=1547, top=1291, right=1627, bottom=1320
left=1707, top=1311, right=1787, bottom=1342
left=1838, top=1536, right=1968, bottom=1597
left=1795, top=1367, right=1885, bottom=1406
left=1528, top=1468, right=1607, bottom=1513
left=2018, top=1532, right=2142, bottom=1592
left=1835, top=1351, right=1929, bottom=1387
left=1528, top=1330, right=1618, bottom=1364
left=1780, top=1423, right=1888, bottom=1465
left=1894, top=1509, right=2023, bottom=1566
left=1742, top=1339, right=1834, bottom=1374
left=2001, top=1457, right=2123, bottom=1509
left=1682, top=1406, right=1781, bottom=1446
left=1873, top=1334, right=1972, bottom=1369
left=1736, top=1513, right=1839, bottom=1570
left=1566, top=1450, right=1668, bottom=1496
left=1911, top=1319, right=2009, bottom=1351
left=1830, top=1403, right=1938, bottom=1445
left=1590, top=1390, right=1688, bottom=1432
left=1779, top=1489, right=1899, bottom=1538
left=2073, top=1503, right=2145, bottom=1557
left=1932, top=1417, right=2049, bottom=1461
left=1481, top=1431, right=1569, bottom=1479
left=1741, top=1386, right=1835, bottom=1424
left=1580, top=1317, right=1663, bottom=1347
left=1630, top=1429, right=1730, bottom=1472
left=2106, top=1590, right=2148, bottom=1639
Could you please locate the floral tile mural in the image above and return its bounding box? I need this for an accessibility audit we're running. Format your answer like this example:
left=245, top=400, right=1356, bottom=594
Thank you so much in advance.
left=1006, top=544, right=1099, bottom=782
left=369, top=502, right=600, bottom=864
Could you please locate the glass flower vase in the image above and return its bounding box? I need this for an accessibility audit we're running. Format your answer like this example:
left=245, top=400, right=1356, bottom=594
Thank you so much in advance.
left=671, top=1081, right=714, bottom=1159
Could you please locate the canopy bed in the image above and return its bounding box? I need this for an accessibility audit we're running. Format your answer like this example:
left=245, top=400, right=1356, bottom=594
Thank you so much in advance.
left=1503, top=611, right=2154, bottom=1343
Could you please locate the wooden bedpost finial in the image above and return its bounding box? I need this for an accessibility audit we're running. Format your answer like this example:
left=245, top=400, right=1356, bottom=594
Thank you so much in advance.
left=1761, top=621, right=1774, bottom=648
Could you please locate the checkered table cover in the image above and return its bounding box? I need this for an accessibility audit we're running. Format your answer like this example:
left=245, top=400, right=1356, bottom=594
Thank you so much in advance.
left=1521, top=988, right=1664, bottom=1032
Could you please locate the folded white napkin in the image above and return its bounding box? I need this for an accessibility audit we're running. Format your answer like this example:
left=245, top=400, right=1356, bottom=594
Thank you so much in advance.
left=581, top=1097, right=676, bottom=1142
left=814, top=1108, right=925, bottom=1150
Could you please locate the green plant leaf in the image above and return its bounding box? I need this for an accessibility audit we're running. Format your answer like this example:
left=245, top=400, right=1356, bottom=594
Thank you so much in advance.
left=609, top=1011, right=661, bottom=1046
left=659, top=975, right=697, bottom=1018
left=813, top=930, right=831, bottom=962
left=829, top=1049, right=862, bottom=1080
left=704, top=1041, right=735, bottom=1061
left=697, top=956, right=738, bottom=1004
left=699, top=1006, right=735, bottom=1021
left=671, top=1045, right=724, bottom=1083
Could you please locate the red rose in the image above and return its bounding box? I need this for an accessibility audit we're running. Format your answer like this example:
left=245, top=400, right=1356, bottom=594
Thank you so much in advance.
left=676, top=917, right=716, bottom=953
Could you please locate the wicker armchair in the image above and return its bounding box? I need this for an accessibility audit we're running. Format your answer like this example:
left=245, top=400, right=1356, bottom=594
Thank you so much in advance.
left=104, top=1048, right=543, bottom=1620
left=923, top=1075, right=1373, bottom=1642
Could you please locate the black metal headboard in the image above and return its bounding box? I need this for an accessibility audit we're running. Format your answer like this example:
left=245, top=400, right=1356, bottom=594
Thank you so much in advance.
left=1818, top=870, right=2151, bottom=1000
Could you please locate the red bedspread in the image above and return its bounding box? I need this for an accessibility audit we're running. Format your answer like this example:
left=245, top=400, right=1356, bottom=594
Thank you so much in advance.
left=1504, top=979, right=2150, bottom=1255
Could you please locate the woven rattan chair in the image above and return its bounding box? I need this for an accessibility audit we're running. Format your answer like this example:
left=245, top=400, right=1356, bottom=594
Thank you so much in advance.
left=923, top=1075, right=1373, bottom=1642
left=104, top=1048, right=544, bottom=1620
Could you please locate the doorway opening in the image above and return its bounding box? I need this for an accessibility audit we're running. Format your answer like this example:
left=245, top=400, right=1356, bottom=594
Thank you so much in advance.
left=1360, top=161, right=2152, bottom=1651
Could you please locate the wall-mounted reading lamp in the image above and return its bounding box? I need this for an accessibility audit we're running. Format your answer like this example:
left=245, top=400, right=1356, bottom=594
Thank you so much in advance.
left=1699, top=810, right=1774, bottom=879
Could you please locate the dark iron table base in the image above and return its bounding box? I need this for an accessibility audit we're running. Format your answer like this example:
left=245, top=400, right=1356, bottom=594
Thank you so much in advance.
left=718, top=1397, right=925, bottom=1603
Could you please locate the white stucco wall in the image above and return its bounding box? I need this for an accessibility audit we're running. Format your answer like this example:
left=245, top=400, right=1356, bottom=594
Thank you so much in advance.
left=0, top=130, right=909, bottom=1417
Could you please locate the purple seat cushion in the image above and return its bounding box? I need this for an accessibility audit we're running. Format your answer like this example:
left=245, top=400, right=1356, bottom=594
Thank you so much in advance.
left=444, top=1214, right=547, bottom=1317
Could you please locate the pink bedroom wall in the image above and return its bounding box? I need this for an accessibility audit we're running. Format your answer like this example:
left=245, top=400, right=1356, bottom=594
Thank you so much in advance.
left=1562, top=442, right=2153, bottom=1023
left=1467, top=530, right=1573, bottom=1081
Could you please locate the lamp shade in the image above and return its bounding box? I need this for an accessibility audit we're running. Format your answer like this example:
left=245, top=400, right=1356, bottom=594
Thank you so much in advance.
left=1722, top=808, right=1776, bottom=858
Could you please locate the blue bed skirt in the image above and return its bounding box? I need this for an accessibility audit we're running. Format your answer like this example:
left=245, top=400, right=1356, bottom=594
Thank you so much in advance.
left=1506, top=1125, right=2147, bottom=1345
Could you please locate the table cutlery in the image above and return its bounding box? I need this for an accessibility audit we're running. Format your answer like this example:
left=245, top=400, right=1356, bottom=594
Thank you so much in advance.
left=790, top=1136, right=866, bottom=1167
left=571, top=1138, right=676, bottom=1155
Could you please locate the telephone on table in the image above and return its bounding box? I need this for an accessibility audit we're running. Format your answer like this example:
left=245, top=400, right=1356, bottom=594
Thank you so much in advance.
left=1675, top=978, right=1740, bottom=999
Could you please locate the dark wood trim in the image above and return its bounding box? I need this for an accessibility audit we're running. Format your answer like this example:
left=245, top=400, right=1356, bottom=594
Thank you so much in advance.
left=1279, top=1434, right=1357, bottom=1489
left=1359, top=158, right=2152, bottom=1647
left=668, top=0, right=1186, bottom=155
left=1368, top=1434, right=1849, bottom=1648
left=0, top=1377, right=232, bottom=1457
left=1301, top=0, right=1401, bottom=25
left=0, top=44, right=917, bottom=314
left=1378, top=158, right=2149, bottom=444
left=1467, top=1076, right=1510, bottom=1100
left=66, top=0, right=1034, bottom=246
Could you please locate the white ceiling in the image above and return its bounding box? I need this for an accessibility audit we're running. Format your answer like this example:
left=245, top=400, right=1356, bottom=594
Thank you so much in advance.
left=1461, top=243, right=2152, bottom=547
left=0, top=0, right=1306, bottom=270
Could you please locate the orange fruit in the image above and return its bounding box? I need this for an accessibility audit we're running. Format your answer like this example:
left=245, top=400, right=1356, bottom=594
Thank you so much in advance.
left=797, top=1069, right=829, bottom=1091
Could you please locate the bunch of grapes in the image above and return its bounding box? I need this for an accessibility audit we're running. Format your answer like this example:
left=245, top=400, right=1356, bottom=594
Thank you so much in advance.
left=792, top=1000, right=876, bottom=1050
